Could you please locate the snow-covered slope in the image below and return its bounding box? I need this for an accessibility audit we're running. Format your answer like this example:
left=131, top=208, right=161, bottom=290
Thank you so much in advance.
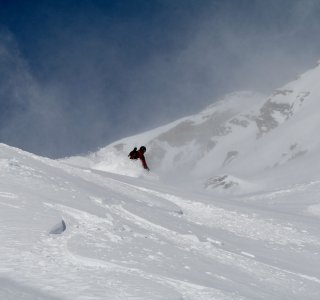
left=1, top=142, right=320, bottom=299
left=63, top=91, right=265, bottom=183
left=2, top=63, right=320, bottom=299
left=65, top=62, right=320, bottom=194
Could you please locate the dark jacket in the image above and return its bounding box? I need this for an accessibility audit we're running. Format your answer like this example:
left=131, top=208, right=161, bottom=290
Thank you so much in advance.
left=128, top=147, right=138, bottom=159
left=137, top=149, right=149, bottom=170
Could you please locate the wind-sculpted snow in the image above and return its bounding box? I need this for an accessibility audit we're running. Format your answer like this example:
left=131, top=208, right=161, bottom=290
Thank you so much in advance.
left=133, top=186, right=320, bottom=247
left=1, top=143, right=320, bottom=299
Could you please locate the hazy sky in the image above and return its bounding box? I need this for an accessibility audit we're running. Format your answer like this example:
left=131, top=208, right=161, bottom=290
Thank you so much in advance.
left=1, top=0, right=320, bottom=158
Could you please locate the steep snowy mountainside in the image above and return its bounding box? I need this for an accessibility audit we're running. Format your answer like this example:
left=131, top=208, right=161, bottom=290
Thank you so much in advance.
left=63, top=91, right=265, bottom=179
left=64, top=62, right=320, bottom=193
left=1, top=142, right=320, bottom=299
left=218, top=63, right=320, bottom=184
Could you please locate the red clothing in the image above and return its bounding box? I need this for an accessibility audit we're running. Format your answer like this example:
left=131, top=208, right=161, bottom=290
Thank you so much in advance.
left=137, top=149, right=149, bottom=170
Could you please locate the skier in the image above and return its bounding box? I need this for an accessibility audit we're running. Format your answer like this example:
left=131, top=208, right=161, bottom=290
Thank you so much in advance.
left=128, top=147, right=138, bottom=159
left=137, top=146, right=150, bottom=171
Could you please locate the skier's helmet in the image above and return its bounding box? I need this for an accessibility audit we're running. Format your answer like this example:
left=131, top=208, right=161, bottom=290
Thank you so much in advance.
left=140, top=146, right=146, bottom=152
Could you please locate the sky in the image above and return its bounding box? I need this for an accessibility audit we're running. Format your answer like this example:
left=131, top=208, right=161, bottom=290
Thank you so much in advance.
left=1, top=0, right=320, bottom=158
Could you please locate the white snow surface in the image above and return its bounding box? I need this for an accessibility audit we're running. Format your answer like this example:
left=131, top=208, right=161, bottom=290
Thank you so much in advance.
left=2, top=63, right=320, bottom=299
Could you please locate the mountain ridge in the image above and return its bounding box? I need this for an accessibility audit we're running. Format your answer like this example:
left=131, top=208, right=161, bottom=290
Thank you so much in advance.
left=63, top=62, right=320, bottom=194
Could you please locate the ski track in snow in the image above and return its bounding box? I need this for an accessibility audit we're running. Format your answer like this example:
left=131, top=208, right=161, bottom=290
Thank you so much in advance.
left=84, top=177, right=320, bottom=297
left=113, top=182, right=320, bottom=248
left=42, top=199, right=316, bottom=300
left=111, top=202, right=320, bottom=285
left=0, top=191, right=18, bottom=199
left=80, top=171, right=320, bottom=295
left=247, top=180, right=320, bottom=201
left=37, top=202, right=243, bottom=300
